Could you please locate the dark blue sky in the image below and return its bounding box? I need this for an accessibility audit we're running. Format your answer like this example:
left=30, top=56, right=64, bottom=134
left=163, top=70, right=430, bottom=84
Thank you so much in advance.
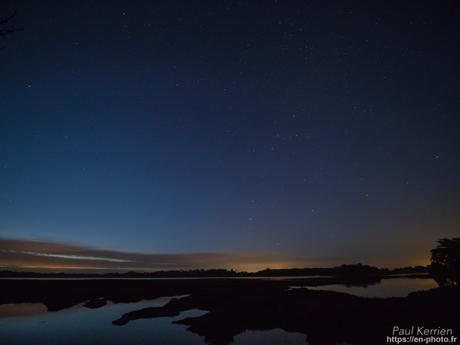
left=1, top=0, right=459, bottom=269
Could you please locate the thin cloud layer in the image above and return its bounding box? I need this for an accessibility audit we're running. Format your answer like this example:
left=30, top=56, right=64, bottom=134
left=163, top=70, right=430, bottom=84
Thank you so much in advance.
left=0, top=237, right=306, bottom=272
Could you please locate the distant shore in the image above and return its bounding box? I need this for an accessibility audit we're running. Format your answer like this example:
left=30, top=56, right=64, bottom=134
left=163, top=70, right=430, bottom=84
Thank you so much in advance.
left=0, top=263, right=430, bottom=278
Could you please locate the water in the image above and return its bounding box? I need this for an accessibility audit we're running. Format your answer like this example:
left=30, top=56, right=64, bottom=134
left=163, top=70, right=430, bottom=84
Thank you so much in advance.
left=233, top=329, right=307, bottom=345
left=0, top=277, right=437, bottom=345
left=0, top=297, right=207, bottom=345
left=291, top=277, right=437, bottom=298
left=0, top=297, right=306, bottom=345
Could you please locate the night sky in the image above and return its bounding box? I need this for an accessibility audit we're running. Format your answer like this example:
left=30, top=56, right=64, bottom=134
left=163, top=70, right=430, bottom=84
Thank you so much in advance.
left=1, top=1, right=459, bottom=271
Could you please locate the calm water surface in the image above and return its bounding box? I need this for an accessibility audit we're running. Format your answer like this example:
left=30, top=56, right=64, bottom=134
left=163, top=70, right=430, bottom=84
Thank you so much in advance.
left=0, top=277, right=437, bottom=345
left=292, top=277, right=437, bottom=298
left=0, top=297, right=306, bottom=345
left=1, top=297, right=207, bottom=345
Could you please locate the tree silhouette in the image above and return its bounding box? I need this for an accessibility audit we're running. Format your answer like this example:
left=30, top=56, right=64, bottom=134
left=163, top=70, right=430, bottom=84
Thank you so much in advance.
left=430, top=238, right=460, bottom=287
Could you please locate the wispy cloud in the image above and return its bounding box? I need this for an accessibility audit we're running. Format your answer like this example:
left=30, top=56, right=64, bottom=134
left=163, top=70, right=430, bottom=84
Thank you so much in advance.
left=1, top=250, right=133, bottom=263
left=0, top=237, right=307, bottom=272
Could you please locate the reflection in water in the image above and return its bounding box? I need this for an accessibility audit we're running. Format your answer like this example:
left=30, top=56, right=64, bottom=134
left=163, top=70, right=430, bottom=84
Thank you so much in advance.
left=0, top=278, right=438, bottom=345
left=233, top=329, right=307, bottom=345
left=0, top=297, right=307, bottom=345
left=294, top=277, right=437, bottom=298
left=0, top=297, right=206, bottom=345
left=0, top=297, right=332, bottom=345
left=0, top=303, right=47, bottom=318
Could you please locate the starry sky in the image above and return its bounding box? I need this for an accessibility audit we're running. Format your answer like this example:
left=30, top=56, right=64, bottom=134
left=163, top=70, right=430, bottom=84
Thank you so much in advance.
left=0, top=0, right=459, bottom=271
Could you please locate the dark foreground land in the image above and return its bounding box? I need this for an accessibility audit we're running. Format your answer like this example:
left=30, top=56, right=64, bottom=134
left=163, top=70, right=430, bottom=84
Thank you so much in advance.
left=1, top=278, right=459, bottom=345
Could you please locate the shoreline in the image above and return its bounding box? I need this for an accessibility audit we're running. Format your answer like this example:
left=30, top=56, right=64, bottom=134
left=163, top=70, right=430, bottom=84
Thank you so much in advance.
left=1, top=277, right=458, bottom=345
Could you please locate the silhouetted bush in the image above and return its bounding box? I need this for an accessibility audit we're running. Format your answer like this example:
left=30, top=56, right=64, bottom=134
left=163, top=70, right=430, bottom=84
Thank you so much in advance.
left=430, top=238, right=460, bottom=287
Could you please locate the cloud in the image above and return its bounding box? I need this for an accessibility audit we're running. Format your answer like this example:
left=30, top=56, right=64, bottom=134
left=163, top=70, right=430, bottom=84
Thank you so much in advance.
left=0, top=237, right=304, bottom=272
left=1, top=250, right=133, bottom=263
